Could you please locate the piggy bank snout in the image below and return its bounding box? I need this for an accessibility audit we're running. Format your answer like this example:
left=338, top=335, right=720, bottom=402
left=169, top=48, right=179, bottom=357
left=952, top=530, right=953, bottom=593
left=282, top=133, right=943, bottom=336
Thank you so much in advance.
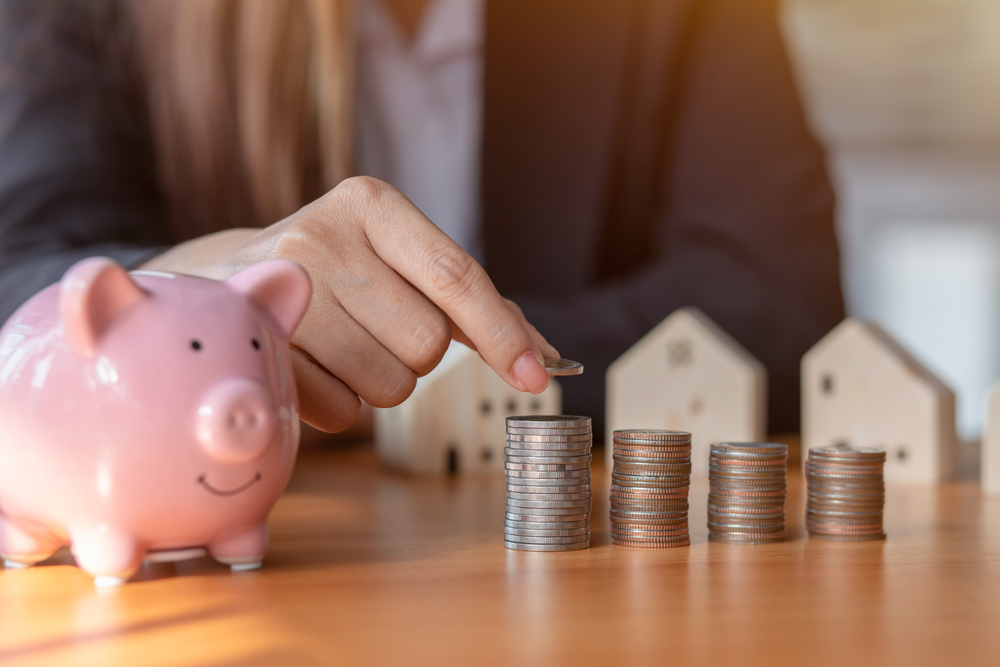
left=196, top=379, right=276, bottom=463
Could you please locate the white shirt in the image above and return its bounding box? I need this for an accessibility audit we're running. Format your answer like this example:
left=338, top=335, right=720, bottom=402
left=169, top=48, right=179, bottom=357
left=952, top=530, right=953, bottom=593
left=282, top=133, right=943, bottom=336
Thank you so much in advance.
left=354, top=0, right=486, bottom=262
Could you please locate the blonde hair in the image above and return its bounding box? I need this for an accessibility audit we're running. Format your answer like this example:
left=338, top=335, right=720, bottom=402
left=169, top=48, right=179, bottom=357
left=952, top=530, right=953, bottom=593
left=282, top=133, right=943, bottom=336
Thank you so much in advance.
left=128, top=0, right=354, bottom=241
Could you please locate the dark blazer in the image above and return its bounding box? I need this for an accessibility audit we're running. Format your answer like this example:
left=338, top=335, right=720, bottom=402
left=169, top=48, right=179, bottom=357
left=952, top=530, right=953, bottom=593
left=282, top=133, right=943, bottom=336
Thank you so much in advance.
left=0, top=0, right=843, bottom=433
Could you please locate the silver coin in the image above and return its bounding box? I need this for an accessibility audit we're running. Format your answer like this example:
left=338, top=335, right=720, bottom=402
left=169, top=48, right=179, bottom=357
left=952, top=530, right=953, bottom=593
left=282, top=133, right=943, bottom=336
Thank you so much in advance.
left=507, top=498, right=592, bottom=510
left=507, top=490, right=593, bottom=501
left=612, top=474, right=690, bottom=487
left=614, top=429, right=691, bottom=440
left=505, top=469, right=591, bottom=479
left=708, top=534, right=786, bottom=545
left=503, top=533, right=590, bottom=546
left=611, top=517, right=689, bottom=527
left=506, top=426, right=593, bottom=436
left=506, top=442, right=595, bottom=453
left=708, top=521, right=785, bottom=533
left=611, top=510, right=688, bottom=521
left=710, top=442, right=788, bottom=455
left=507, top=484, right=592, bottom=496
left=506, top=416, right=591, bottom=428
left=506, top=475, right=591, bottom=487
left=613, top=438, right=691, bottom=447
left=808, top=532, right=887, bottom=542
left=504, top=526, right=590, bottom=538
left=505, top=451, right=593, bottom=465
left=504, top=519, right=590, bottom=531
left=505, top=462, right=591, bottom=473
left=507, top=434, right=593, bottom=444
left=505, top=450, right=592, bottom=461
left=543, top=357, right=584, bottom=376
left=808, top=444, right=886, bottom=458
left=503, top=508, right=590, bottom=524
left=504, top=540, right=590, bottom=552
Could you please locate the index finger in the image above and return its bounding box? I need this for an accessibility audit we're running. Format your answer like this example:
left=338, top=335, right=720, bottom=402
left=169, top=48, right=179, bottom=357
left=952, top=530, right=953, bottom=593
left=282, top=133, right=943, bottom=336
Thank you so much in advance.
left=347, top=179, right=552, bottom=394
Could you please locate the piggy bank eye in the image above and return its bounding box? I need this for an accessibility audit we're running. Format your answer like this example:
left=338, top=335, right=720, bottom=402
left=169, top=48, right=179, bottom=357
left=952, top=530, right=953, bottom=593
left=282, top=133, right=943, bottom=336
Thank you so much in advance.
left=251, top=338, right=260, bottom=350
left=190, top=340, right=202, bottom=351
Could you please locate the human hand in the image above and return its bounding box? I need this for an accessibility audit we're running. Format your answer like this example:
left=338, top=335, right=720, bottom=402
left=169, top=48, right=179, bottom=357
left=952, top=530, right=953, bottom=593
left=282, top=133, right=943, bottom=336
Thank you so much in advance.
left=141, top=177, right=558, bottom=432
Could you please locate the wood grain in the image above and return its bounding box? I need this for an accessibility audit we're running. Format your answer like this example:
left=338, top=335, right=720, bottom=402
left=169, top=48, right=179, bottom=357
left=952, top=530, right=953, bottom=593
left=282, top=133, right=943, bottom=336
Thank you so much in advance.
left=1, top=441, right=998, bottom=667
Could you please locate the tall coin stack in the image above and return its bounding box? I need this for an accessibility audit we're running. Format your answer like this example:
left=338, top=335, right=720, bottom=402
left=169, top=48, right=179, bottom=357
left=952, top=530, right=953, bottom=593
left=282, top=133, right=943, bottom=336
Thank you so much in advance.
left=805, top=444, right=886, bottom=541
left=610, top=430, right=692, bottom=548
left=708, top=442, right=788, bottom=544
left=504, top=416, right=593, bottom=552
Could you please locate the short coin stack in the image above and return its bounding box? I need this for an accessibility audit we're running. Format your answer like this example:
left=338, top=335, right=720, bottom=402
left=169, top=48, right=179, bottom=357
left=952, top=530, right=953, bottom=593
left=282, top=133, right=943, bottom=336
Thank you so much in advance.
left=806, top=444, right=887, bottom=541
left=708, top=442, right=788, bottom=544
left=504, top=416, right=593, bottom=551
left=610, top=430, right=692, bottom=548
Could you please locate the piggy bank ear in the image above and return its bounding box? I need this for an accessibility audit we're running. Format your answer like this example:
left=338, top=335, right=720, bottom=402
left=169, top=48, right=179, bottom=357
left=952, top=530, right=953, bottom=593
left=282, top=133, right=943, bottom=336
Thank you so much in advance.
left=59, top=257, right=148, bottom=357
left=225, top=260, right=312, bottom=338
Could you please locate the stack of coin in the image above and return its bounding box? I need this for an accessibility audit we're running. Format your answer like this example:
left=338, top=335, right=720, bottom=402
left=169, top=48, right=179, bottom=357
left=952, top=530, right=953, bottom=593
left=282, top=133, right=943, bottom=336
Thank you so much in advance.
left=708, top=442, right=788, bottom=544
left=504, top=416, right=592, bottom=552
left=805, top=444, right=886, bottom=541
left=610, top=430, right=692, bottom=548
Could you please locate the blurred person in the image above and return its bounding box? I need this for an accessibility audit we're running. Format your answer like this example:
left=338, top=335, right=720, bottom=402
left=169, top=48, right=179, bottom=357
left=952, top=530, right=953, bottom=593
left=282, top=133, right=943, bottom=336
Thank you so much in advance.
left=0, top=0, right=843, bottom=435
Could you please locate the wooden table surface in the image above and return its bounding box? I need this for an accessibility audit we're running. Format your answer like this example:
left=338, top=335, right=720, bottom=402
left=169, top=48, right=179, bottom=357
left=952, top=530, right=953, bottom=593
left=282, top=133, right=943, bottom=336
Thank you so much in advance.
left=1, top=441, right=999, bottom=667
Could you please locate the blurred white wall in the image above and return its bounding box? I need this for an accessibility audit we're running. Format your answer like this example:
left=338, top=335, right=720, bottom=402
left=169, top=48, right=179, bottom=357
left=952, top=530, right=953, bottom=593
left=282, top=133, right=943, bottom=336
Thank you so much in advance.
left=783, top=0, right=1000, bottom=440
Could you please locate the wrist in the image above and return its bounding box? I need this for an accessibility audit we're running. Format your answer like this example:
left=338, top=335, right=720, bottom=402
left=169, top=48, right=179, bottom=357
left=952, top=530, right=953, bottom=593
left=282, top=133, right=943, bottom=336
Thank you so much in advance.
left=137, top=228, right=261, bottom=279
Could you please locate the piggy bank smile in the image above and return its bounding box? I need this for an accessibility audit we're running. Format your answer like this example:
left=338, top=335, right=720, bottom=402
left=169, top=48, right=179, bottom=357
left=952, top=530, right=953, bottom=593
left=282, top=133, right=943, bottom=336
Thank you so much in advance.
left=197, top=472, right=262, bottom=497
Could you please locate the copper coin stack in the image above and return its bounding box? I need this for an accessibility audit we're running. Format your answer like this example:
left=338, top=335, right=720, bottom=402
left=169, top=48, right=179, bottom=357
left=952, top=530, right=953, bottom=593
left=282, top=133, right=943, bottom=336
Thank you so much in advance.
left=806, top=444, right=887, bottom=541
left=708, top=442, right=788, bottom=544
left=504, top=415, right=593, bottom=552
left=610, top=430, right=692, bottom=548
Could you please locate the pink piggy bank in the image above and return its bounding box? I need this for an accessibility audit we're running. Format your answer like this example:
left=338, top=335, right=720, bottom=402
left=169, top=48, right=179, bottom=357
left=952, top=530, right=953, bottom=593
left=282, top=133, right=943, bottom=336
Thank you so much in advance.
left=0, top=257, right=311, bottom=587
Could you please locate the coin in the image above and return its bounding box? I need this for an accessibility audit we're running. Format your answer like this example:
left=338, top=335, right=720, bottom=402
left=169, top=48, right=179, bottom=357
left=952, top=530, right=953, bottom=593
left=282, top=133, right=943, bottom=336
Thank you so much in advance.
left=611, top=526, right=690, bottom=537
left=506, top=416, right=591, bottom=428
left=507, top=498, right=592, bottom=510
left=614, top=429, right=691, bottom=440
left=612, top=438, right=691, bottom=447
left=809, top=532, right=886, bottom=542
left=504, top=541, right=590, bottom=552
left=505, top=451, right=593, bottom=465
left=610, top=515, right=689, bottom=527
left=504, top=533, right=590, bottom=545
left=506, top=469, right=592, bottom=480
left=508, top=484, right=592, bottom=495
left=504, top=446, right=592, bottom=457
left=611, top=490, right=689, bottom=501
left=507, top=490, right=593, bottom=501
left=710, top=442, right=788, bottom=456
left=504, top=519, right=590, bottom=531
left=809, top=444, right=886, bottom=459
left=504, top=461, right=590, bottom=472
left=506, top=426, right=593, bottom=436
left=506, top=434, right=593, bottom=444
left=611, top=538, right=690, bottom=548
left=505, top=511, right=589, bottom=523
left=610, top=509, right=689, bottom=521
left=543, top=357, right=584, bottom=376
left=506, top=475, right=591, bottom=487
left=708, top=534, right=786, bottom=545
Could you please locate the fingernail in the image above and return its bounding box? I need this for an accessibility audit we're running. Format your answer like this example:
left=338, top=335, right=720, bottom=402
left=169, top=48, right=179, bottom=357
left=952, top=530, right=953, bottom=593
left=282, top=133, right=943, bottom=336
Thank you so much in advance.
left=512, top=352, right=548, bottom=394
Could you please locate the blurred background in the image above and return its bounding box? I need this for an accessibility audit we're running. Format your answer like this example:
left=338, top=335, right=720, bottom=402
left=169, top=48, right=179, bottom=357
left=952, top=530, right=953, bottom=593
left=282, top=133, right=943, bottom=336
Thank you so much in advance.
left=783, top=0, right=1000, bottom=442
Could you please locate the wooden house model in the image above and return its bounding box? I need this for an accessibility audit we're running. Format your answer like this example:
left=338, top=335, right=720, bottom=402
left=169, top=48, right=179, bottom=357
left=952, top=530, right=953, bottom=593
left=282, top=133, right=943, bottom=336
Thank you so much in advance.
left=605, top=307, right=767, bottom=475
left=802, top=318, right=958, bottom=483
left=374, top=342, right=562, bottom=474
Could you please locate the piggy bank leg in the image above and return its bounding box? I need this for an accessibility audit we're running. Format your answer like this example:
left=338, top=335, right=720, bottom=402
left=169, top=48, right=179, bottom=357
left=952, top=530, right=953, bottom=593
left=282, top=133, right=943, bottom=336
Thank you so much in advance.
left=0, top=516, right=61, bottom=569
left=70, top=528, right=142, bottom=588
left=210, top=524, right=268, bottom=572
